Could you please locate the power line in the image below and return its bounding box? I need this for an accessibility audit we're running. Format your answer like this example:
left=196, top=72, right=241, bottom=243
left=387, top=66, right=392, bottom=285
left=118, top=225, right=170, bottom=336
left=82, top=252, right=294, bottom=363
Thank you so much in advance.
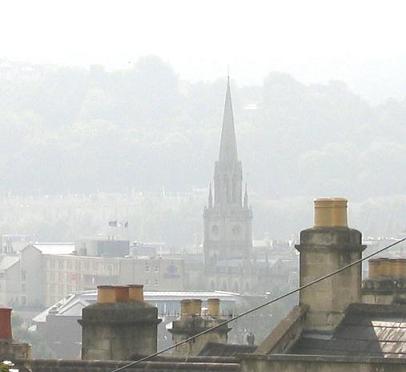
left=111, top=235, right=406, bottom=372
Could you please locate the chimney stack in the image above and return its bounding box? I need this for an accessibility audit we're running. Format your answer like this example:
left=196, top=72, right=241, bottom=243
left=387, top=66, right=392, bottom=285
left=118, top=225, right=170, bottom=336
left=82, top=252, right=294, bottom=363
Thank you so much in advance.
left=0, top=308, right=12, bottom=340
left=296, top=198, right=365, bottom=332
left=169, top=298, right=231, bottom=356
left=362, top=258, right=406, bottom=305
left=80, top=285, right=161, bottom=361
left=0, top=308, right=31, bottom=360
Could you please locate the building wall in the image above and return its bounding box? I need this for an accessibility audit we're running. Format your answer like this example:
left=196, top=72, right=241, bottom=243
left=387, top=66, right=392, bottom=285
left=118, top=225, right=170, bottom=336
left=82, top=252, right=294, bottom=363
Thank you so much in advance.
left=20, top=246, right=44, bottom=307
left=13, top=359, right=239, bottom=372
left=0, top=262, right=20, bottom=307
left=0, top=249, right=185, bottom=308
left=43, top=255, right=184, bottom=306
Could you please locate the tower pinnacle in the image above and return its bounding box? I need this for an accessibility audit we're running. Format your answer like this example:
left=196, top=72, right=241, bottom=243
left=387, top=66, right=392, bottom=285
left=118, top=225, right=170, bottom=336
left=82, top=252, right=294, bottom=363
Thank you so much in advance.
left=208, top=182, right=213, bottom=208
left=218, top=77, right=238, bottom=163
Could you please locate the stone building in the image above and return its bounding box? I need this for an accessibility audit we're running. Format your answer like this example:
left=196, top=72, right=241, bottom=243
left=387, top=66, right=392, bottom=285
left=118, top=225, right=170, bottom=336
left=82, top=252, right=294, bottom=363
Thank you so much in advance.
left=203, top=79, right=255, bottom=293
left=0, top=240, right=185, bottom=308
left=203, top=77, right=253, bottom=266
left=201, top=79, right=298, bottom=296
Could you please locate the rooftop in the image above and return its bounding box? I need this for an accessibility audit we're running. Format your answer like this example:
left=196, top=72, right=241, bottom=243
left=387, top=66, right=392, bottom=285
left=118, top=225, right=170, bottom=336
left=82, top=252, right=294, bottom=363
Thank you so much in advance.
left=33, top=290, right=241, bottom=322
left=290, top=303, right=406, bottom=358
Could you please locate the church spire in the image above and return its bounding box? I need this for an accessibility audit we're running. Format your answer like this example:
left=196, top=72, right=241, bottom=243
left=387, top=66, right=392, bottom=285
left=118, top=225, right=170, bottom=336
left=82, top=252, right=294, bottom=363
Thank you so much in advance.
left=219, top=77, right=238, bottom=163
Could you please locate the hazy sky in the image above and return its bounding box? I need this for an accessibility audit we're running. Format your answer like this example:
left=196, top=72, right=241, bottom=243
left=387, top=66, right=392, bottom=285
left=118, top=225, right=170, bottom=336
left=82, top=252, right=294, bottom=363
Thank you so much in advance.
left=2, top=0, right=406, bottom=101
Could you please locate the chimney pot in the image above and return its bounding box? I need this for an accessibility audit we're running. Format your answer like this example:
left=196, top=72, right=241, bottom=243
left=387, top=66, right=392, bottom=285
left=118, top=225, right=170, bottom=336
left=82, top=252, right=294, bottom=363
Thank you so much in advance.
left=97, top=286, right=116, bottom=304
left=314, top=197, right=348, bottom=228
left=207, top=298, right=220, bottom=317
left=369, top=258, right=406, bottom=279
left=128, top=284, right=144, bottom=302
left=180, top=299, right=192, bottom=317
left=114, top=286, right=129, bottom=303
left=190, top=299, right=202, bottom=316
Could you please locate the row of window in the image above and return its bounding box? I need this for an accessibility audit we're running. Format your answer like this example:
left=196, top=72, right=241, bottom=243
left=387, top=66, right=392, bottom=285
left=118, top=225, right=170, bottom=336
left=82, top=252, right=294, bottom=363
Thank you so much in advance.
left=47, top=261, right=117, bottom=273
left=145, top=264, right=160, bottom=272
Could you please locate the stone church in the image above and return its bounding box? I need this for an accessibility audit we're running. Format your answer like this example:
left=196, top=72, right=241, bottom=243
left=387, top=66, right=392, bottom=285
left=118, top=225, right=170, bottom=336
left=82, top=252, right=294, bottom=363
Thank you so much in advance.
left=203, top=79, right=256, bottom=293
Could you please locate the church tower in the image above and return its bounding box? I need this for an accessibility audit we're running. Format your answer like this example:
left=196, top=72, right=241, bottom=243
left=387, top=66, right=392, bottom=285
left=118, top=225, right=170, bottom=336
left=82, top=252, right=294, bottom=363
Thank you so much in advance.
left=203, top=78, right=253, bottom=267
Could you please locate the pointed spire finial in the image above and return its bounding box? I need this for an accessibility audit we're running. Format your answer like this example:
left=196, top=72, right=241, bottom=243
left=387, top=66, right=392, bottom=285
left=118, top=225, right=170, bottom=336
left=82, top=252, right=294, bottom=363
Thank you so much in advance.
left=219, top=76, right=238, bottom=163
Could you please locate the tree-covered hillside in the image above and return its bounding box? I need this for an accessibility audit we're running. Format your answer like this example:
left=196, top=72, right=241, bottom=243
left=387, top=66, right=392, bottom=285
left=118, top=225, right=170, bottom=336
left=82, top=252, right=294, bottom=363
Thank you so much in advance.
left=1, top=56, right=406, bottom=199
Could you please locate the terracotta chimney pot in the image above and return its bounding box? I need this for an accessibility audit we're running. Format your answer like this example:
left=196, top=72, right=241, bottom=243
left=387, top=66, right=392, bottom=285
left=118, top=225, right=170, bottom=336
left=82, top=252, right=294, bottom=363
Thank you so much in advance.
left=207, top=298, right=220, bottom=317
left=128, top=284, right=144, bottom=302
left=314, top=197, right=348, bottom=228
left=97, top=286, right=116, bottom=304
left=114, top=286, right=129, bottom=303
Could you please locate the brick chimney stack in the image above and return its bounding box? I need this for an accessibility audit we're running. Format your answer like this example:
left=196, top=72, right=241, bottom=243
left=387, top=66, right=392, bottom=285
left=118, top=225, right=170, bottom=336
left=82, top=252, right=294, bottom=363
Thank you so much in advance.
left=0, top=308, right=12, bottom=340
left=0, top=308, right=31, bottom=360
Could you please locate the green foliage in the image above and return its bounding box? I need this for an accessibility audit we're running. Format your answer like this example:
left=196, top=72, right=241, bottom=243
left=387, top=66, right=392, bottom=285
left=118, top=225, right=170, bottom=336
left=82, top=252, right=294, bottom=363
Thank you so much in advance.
left=1, top=56, right=406, bottom=198
left=2, top=56, right=406, bottom=241
left=0, top=362, right=10, bottom=372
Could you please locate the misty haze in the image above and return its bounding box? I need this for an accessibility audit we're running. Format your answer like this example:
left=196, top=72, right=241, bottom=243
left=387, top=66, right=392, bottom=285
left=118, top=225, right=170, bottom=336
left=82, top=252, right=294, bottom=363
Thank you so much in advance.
left=2, top=1, right=406, bottom=371
left=1, top=58, right=406, bottom=244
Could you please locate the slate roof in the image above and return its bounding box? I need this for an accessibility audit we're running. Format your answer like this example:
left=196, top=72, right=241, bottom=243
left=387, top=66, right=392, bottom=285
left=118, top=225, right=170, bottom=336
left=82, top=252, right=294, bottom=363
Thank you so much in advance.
left=291, top=303, right=406, bottom=358
left=198, top=342, right=257, bottom=357
left=0, top=255, right=20, bottom=271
